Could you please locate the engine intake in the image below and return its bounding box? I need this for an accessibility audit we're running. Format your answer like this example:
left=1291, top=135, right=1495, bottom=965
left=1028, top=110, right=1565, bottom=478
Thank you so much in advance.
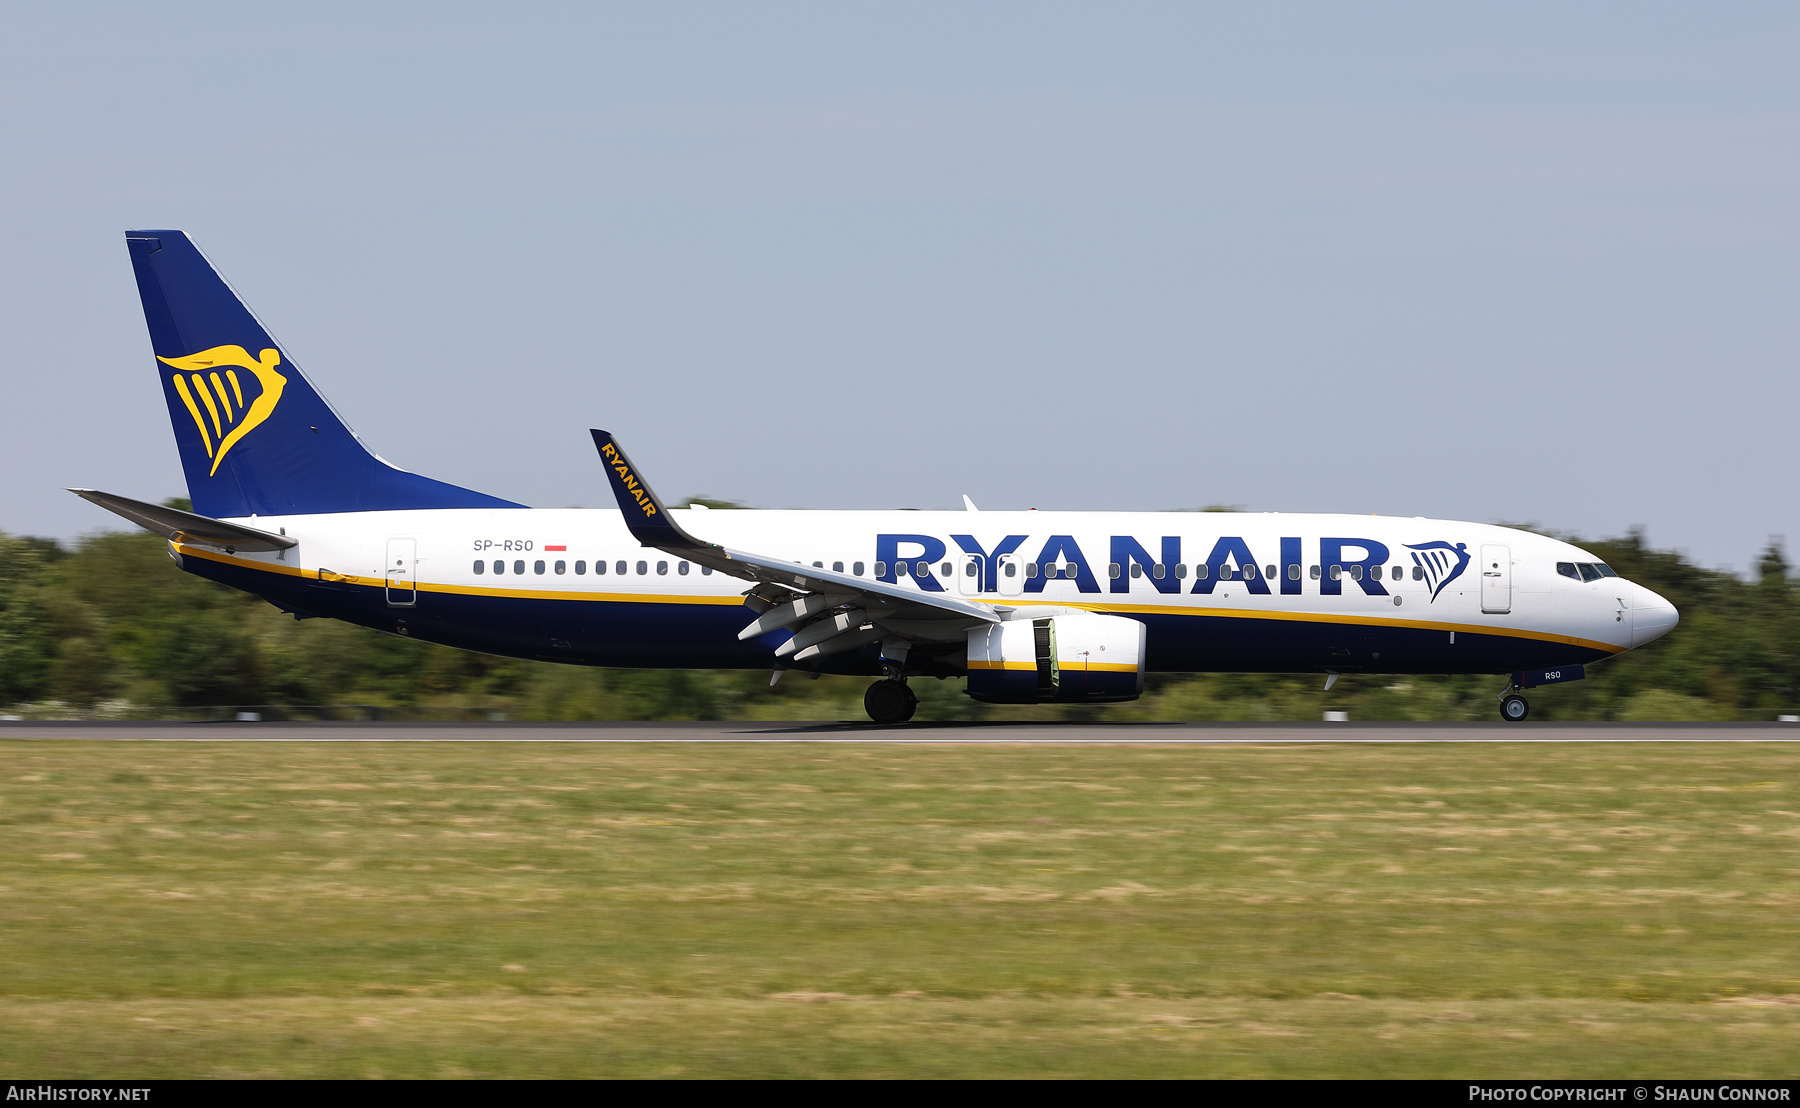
left=966, top=611, right=1146, bottom=704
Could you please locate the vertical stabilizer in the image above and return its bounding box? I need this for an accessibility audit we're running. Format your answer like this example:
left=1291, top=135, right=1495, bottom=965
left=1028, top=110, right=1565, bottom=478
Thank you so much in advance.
left=126, top=230, right=521, bottom=517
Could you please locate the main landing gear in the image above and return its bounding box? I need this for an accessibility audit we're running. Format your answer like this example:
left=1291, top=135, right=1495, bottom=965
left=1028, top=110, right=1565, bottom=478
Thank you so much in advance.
left=864, top=679, right=918, bottom=725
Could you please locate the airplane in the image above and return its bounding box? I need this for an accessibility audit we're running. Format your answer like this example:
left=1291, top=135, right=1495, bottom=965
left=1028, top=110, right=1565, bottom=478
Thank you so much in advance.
left=74, top=230, right=1680, bottom=724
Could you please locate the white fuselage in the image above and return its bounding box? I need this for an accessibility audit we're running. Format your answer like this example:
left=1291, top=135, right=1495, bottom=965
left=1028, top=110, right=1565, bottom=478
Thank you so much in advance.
left=174, top=507, right=1678, bottom=678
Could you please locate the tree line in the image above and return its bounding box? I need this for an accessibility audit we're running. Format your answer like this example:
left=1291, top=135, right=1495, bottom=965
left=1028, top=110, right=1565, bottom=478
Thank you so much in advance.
left=0, top=508, right=1794, bottom=721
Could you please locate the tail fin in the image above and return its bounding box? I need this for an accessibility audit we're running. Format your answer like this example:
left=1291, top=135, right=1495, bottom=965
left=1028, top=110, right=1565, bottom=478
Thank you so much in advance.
left=126, top=230, right=522, bottom=517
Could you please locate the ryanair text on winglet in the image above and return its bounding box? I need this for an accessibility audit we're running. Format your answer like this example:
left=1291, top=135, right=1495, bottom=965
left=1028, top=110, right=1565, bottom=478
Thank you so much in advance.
left=599, top=441, right=658, bottom=518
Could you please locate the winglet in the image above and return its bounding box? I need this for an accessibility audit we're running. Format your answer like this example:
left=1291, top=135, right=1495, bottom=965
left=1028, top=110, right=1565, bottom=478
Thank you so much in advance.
left=590, top=429, right=708, bottom=550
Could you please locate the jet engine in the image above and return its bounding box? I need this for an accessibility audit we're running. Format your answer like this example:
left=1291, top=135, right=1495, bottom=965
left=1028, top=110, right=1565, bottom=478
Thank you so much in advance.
left=966, top=611, right=1147, bottom=704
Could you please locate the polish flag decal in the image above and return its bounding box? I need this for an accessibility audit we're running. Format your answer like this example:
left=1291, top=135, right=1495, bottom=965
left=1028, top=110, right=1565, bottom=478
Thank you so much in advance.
left=544, top=545, right=567, bottom=551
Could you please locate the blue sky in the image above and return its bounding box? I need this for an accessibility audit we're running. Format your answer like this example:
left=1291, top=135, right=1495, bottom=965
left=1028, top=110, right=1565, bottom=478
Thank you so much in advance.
left=3, top=3, right=1796, bottom=572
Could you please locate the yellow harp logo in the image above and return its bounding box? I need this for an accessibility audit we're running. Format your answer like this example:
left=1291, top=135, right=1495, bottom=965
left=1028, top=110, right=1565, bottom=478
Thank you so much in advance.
left=158, top=346, right=288, bottom=477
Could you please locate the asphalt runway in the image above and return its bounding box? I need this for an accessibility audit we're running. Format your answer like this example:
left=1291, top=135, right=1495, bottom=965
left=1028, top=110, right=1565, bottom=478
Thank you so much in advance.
left=1, top=720, right=1797, bottom=742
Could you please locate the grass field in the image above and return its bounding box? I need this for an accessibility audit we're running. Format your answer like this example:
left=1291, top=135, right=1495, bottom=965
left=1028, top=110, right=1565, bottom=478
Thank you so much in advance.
left=2, top=738, right=1798, bottom=1077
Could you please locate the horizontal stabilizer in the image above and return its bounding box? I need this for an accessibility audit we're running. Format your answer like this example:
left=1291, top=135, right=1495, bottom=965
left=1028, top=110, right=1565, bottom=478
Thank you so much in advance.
left=69, top=488, right=296, bottom=552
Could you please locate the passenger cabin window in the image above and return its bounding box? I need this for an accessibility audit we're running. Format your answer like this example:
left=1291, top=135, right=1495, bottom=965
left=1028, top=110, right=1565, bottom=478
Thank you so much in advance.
left=616, top=561, right=627, bottom=575
left=812, top=561, right=823, bottom=568
left=916, top=561, right=931, bottom=578
left=1175, top=564, right=1189, bottom=579
left=853, top=562, right=865, bottom=576
left=1350, top=565, right=1363, bottom=581
left=473, top=560, right=485, bottom=575
left=1578, top=563, right=1602, bottom=583
left=940, top=562, right=951, bottom=577
left=657, top=561, right=669, bottom=575
left=1370, top=565, right=1382, bottom=581
left=875, top=561, right=888, bottom=576
left=1287, top=565, right=1301, bottom=581
left=1557, top=562, right=1580, bottom=580
left=576, top=561, right=587, bottom=575
left=1152, top=563, right=1166, bottom=579
left=1004, top=562, right=1017, bottom=578
left=1195, top=564, right=1209, bottom=580
left=1265, top=565, right=1276, bottom=580
left=1412, top=566, right=1423, bottom=580
left=554, top=560, right=566, bottom=575
left=593, top=560, right=605, bottom=575
left=1310, top=565, right=1321, bottom=580
left=1329, top=565, right=1342, bottom=581
left=679, top=562, right=689, bottom=575
left=895, top=561, right=908, bottom=576
left=1129, top=563, right=1142, bottom=579
left=1391, top=565, right=1402, bottom=579
left=636, top=560, right=647, bottom=575
left=534, top=560, right=546, bottom=575
left=964, top=562, right=978, bottom=578
left=493, top=560, right=505, bottom=574
left=702, top=566, right=713, bottom=575
left=833, top=561, right=844, bottom=573
left=513, top=560, right=525, bottom=575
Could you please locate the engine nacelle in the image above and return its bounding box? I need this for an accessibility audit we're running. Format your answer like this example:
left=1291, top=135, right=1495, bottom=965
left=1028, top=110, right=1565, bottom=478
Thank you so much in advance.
left=966, top=611, right=1147, bottom=704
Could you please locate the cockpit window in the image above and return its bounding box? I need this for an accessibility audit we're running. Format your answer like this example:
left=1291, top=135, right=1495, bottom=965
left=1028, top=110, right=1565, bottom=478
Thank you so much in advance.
left=1578, top=563, right=1603, bottom=583
left=1557, top=562, right=1580, bottom=581
left=1594, top=563, right=1619, bottom=577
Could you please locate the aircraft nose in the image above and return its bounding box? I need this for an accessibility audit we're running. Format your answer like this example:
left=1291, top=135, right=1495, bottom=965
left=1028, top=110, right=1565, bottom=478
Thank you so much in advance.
left=1631, top=587, right=1679, bottom=648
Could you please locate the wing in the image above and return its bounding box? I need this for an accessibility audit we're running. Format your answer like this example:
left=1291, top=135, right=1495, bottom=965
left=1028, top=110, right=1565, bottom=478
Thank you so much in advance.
left=590, top=430, right=997, bottom=665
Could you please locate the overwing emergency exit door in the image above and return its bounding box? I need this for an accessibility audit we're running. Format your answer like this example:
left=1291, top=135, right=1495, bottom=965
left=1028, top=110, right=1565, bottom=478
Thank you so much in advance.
left=1480, top=544, right=1511, bottom=614
left=996, top=553, right=1024, bottom=597
left=957, top=552, right=983, bottom=597
left=386, top=538, right=417, bottom=607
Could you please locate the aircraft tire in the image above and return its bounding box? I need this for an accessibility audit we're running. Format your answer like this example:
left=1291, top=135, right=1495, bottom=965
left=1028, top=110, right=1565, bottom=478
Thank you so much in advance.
left=865, top=680, right=913, bottom=725
left=898, top=686, right=919, bottom=723
left=1500, top=694, right=1529, bottom=722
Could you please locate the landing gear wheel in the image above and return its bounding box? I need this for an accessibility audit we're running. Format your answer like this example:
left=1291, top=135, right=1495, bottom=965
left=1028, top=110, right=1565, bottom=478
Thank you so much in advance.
left=865, top=680, right=913, bottom=725
left=1500, top=694, right=1529, bottom=722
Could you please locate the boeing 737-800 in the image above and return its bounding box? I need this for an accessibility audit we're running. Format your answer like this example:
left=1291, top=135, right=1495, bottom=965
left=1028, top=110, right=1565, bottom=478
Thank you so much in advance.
left=74, top=231, right=1679, bottom=723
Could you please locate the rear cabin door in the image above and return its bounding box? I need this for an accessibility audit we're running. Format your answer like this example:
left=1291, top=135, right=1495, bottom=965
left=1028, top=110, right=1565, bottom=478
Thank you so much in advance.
left=385, top=538, right=417, bottom=607
left=1480, top=544, right=1511, bottom=614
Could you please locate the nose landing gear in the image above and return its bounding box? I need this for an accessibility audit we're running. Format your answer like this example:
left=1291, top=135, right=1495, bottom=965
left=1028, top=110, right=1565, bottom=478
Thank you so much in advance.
left=864, top=679, right=918, bottom=725
left=1499, top=693, right=1529, bottom=722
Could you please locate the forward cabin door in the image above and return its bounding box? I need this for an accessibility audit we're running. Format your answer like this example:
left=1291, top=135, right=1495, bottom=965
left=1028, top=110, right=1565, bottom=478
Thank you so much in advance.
left=385, top=538, right=417, bottom=607
left=1480, top=544, right=1511, bottom=614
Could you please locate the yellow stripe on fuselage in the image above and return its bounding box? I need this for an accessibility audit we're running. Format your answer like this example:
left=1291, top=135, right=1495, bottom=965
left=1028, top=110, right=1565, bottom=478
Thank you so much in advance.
left=967, top=660, right=1139, bottom=673
left=171, top=545, right=1623, bottom=652
left=992, top=596, right=1625, bottom=655
left=175, top=544, right=742, bottom=606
